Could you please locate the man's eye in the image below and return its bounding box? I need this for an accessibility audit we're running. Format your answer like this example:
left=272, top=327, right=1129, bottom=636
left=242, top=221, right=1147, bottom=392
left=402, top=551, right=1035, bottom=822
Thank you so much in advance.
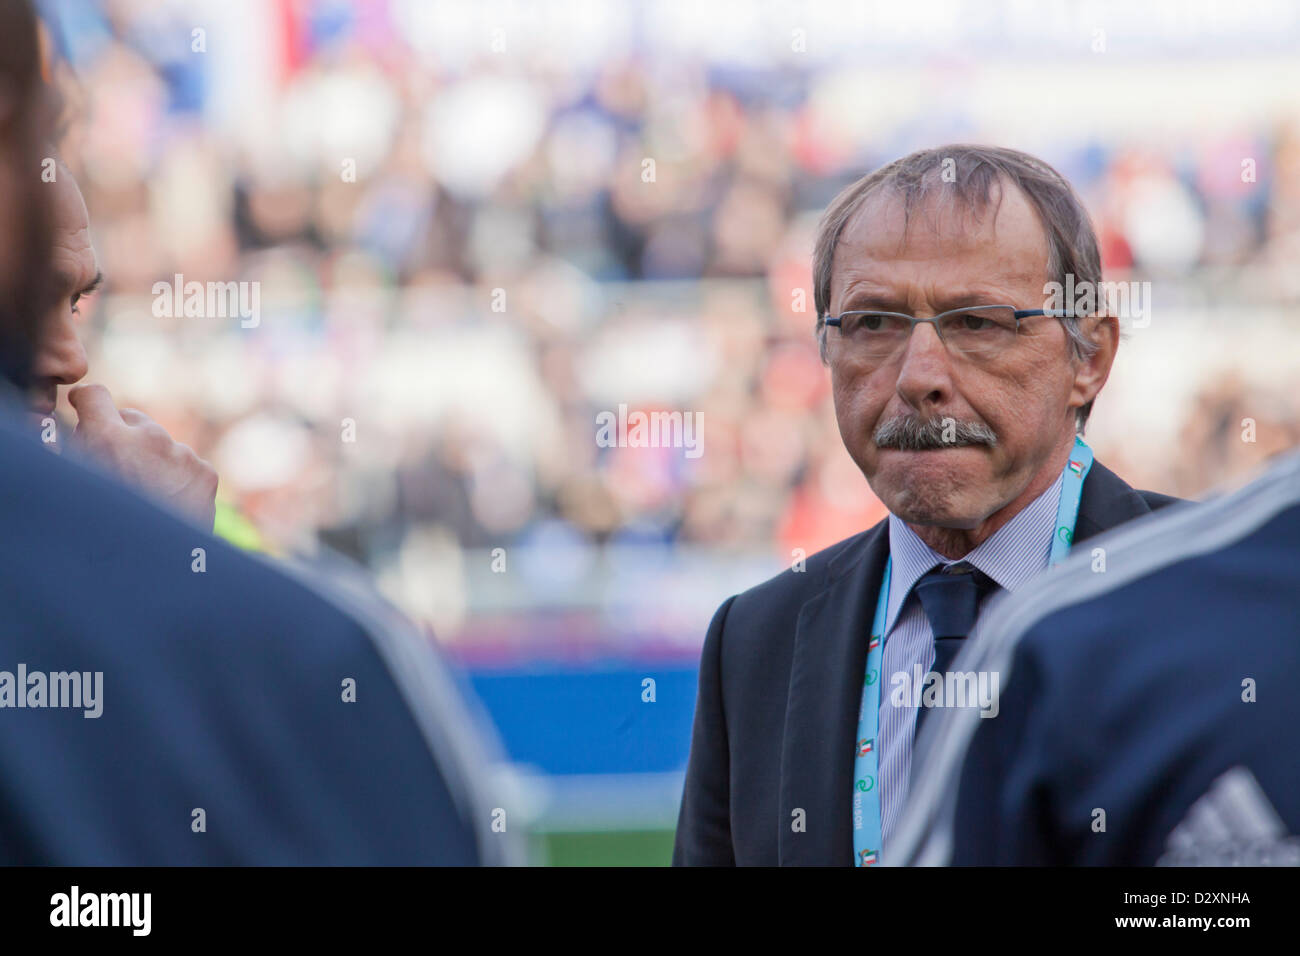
left=960, top=313, right=990, bottom=331
left=847, top=314, right=885, bottom=332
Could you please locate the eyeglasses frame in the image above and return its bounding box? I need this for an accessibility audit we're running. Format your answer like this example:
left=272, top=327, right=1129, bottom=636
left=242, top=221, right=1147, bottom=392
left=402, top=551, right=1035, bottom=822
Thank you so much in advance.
left=823, top=304, right=1077, bottom=358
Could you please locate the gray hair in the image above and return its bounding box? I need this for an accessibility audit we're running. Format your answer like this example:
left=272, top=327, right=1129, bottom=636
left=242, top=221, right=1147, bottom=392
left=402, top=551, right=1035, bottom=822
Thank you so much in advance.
left=812, top=144, right=1103, bottom=432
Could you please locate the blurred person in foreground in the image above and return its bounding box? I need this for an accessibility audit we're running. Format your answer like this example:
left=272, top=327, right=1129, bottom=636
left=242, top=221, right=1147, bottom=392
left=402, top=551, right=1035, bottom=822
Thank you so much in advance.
left=674, top=145, right=1181, bottom=866
left=0, top=0, right=515, bottom=865
left=24, top=154, right=219, bottom=530
left=891, top=448, right=1300, bottom=865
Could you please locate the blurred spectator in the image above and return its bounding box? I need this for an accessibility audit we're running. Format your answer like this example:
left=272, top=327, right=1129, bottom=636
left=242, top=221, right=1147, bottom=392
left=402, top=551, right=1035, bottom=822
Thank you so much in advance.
left=39, top=0, right=1300, bottom=648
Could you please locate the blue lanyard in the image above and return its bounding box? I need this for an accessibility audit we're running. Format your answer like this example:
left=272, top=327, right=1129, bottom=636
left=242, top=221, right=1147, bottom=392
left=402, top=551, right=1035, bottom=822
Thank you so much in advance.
left=851, top=436, right=1094, bottom=866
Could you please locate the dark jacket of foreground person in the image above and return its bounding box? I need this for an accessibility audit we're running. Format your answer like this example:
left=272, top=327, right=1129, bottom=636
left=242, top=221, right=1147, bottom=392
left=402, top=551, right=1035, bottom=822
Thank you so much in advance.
left=893, top=450, right=1300, bottom=866
left=0, top=410, right=516, bottom=865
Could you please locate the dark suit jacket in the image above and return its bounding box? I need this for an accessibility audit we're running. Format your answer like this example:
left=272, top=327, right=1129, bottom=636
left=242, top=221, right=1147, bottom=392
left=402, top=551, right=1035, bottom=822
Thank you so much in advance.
left=672, top=460, right=1181, bottom=866
left=0, top=412, right=515, bottom=865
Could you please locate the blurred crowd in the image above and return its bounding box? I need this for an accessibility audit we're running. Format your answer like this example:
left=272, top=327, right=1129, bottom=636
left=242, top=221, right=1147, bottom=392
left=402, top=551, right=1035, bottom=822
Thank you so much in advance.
left=43, top=0, right=1300, bottom=640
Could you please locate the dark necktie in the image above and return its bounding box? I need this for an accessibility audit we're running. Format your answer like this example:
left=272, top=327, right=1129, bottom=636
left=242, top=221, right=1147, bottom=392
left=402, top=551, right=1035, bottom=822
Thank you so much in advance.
left=912, top=561, right=999, bottom=737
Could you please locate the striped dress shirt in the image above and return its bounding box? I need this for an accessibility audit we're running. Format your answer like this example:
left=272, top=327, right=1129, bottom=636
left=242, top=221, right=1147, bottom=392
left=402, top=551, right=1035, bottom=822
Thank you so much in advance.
left=878, top=472, right=1064, bottom=855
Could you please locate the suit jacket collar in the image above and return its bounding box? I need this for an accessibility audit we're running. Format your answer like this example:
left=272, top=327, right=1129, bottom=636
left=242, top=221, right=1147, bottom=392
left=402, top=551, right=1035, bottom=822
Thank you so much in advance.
left=777, top=456, right=1154, bottom=866
left=1073, top=458, right=1159, bottom=545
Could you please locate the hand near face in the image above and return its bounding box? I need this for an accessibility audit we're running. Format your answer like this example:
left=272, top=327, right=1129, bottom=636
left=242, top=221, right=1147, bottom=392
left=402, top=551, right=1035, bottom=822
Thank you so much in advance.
left=69, top=384, right=218, bottom=530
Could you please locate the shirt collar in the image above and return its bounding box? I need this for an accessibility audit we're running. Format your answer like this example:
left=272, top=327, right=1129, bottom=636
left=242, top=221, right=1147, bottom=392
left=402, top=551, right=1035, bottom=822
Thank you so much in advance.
left=884, top=471, right=1065, bottom=633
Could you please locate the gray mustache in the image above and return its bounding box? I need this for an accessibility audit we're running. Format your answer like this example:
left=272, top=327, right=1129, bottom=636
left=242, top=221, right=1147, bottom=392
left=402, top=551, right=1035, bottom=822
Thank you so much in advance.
left=873, top=416, right=997, bottom=450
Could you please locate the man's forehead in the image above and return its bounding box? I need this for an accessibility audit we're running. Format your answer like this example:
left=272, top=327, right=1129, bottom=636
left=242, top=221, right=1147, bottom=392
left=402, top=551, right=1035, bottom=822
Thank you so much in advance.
left=48, top=170, right=98, bottom=288
left=51, top=237, right=98, bottom=296
left=50, top=166, right=91, bottom=234
left=832, top=183, right=1050, bottom=285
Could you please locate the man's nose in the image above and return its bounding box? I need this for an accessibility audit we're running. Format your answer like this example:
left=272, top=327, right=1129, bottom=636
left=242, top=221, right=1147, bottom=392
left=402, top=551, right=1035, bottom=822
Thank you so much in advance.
left=893, top=320, right=954, bottom=412
left=32, top=307, right=89, bottom=387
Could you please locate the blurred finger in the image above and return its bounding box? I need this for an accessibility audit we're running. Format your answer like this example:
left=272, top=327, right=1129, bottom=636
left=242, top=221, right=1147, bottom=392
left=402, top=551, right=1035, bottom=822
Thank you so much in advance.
left=67, top=384, right=124, bottom=432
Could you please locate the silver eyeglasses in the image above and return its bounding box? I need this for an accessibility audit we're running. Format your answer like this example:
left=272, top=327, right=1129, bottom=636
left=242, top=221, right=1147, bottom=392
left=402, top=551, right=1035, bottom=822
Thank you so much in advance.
left=823, top=305, right=1074, bottom=363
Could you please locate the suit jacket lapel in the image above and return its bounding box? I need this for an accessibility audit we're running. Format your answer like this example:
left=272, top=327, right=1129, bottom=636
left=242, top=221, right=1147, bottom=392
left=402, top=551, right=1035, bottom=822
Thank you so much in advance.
left=774, top=457, right=1149, bottom=866
left=779, top=522, right=889, bottom=866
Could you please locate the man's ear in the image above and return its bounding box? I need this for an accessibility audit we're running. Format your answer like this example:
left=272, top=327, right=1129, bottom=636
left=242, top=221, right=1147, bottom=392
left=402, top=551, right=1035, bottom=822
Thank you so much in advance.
left=1068, top=313, right=1119, bottom=414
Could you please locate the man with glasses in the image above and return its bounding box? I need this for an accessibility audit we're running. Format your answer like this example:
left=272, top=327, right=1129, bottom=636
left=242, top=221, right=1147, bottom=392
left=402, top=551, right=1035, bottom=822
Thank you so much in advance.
left=674, top=144, right=1181, bottom=866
